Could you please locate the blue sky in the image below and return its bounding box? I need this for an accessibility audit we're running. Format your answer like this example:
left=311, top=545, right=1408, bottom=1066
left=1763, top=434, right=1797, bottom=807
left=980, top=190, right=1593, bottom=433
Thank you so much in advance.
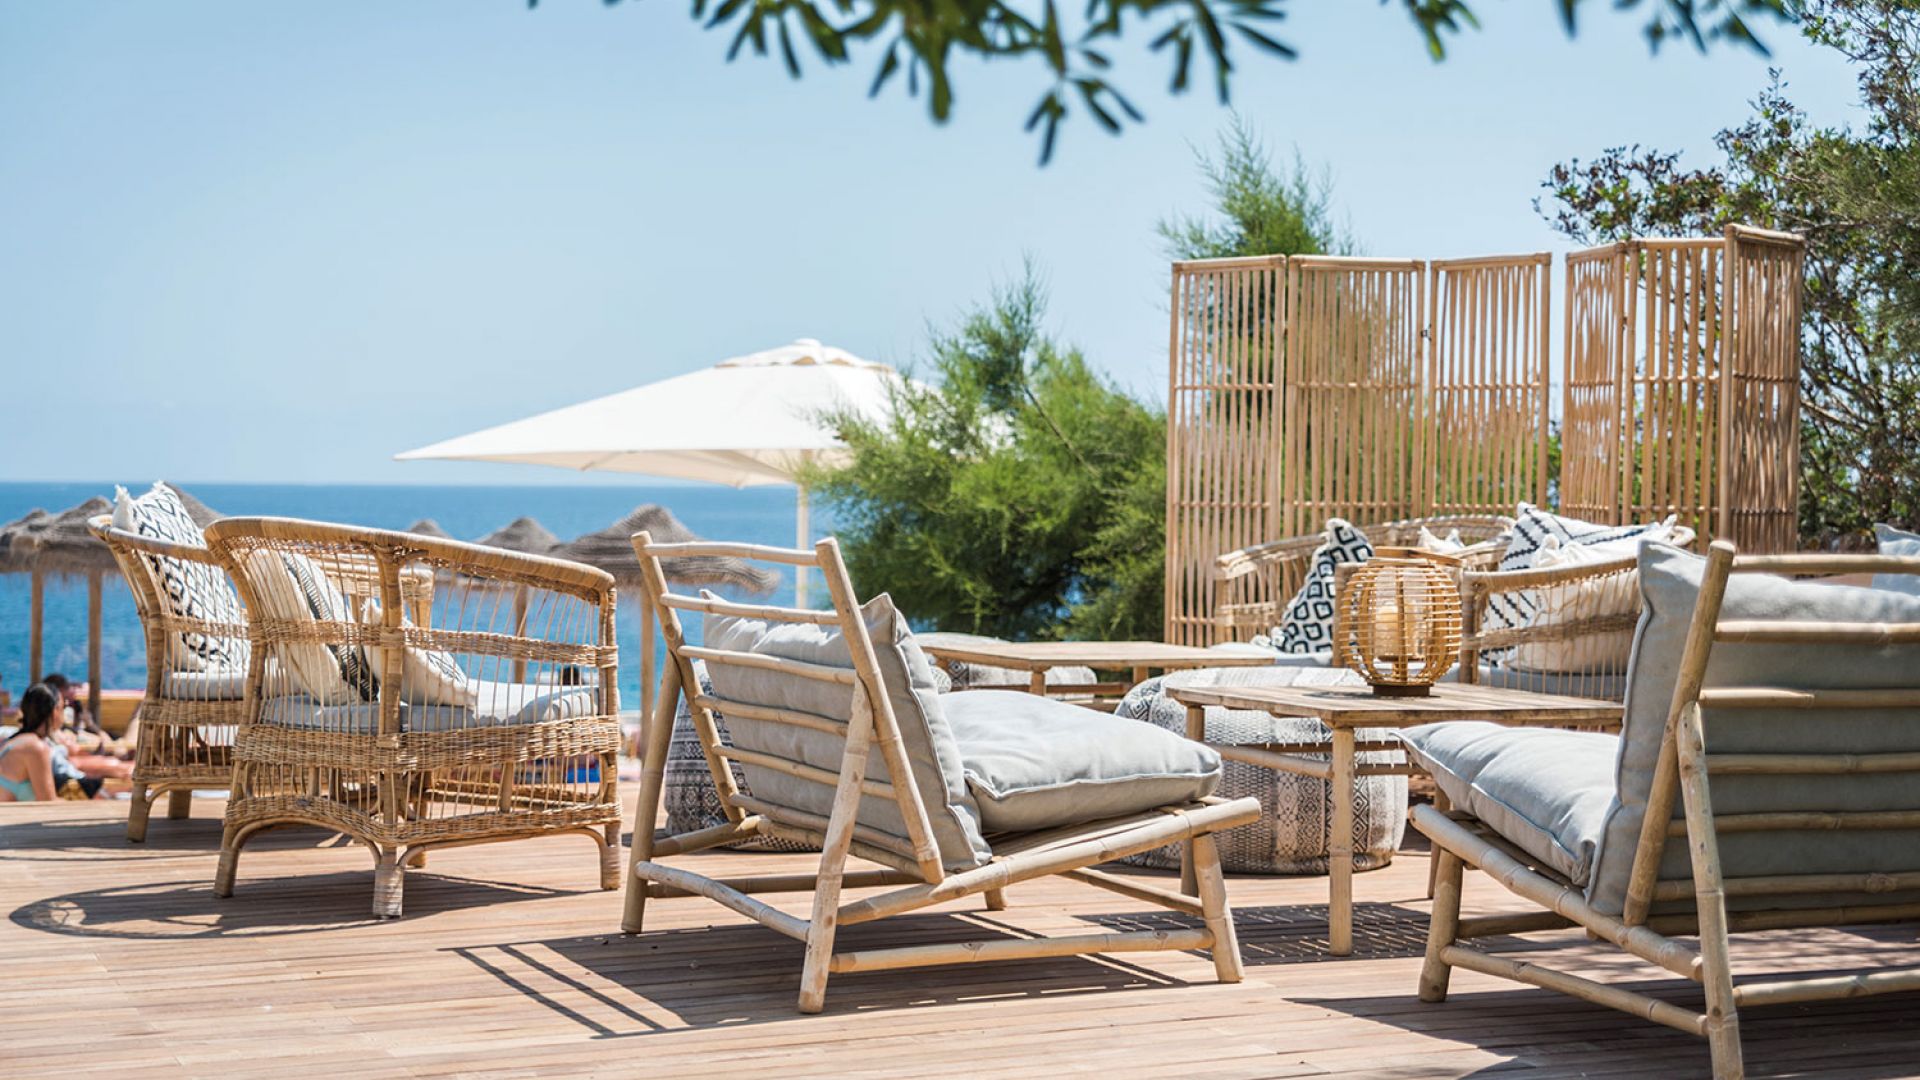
left=0, top=2, right=1862, bottom=486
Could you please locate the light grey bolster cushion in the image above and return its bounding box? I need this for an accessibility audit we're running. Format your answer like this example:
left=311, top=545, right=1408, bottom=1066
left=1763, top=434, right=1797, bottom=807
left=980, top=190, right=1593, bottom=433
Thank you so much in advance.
left=943, top=690, right=1220, bottom=833
left=702, top=594, right=992, bottom=870
left=1588, top=542, right=1920, bottom=914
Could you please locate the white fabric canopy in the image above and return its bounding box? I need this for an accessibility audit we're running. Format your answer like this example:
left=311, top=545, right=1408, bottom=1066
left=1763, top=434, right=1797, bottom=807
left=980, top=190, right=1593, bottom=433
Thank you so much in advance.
left=396, top=338, right=903, bottom=487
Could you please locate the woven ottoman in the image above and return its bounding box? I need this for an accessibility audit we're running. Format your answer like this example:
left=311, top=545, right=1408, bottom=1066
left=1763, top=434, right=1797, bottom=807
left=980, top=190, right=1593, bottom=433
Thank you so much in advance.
left=1115, top=666, right=1408, bottom=874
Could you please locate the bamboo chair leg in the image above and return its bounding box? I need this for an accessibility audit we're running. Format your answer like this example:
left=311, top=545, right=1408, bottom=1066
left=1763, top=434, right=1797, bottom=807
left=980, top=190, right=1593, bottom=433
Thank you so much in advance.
left=983, top=888, right=1008, bottom=911
left=1193, top=833, right=1243, bottom=983
left=599, top=822, right=622, bottom=891
left=1419, top=848, right=1464, bottom=1002
left=372, top=847, right=405, bottom=919
left=127, top=784, right=154, bottom=843
left=166, top=788, right=193, bottom=820
left=1426, top=789, right=1451, bottom=900
left=214, top=825, right=241, bottom=897
left=624, top=665, right=681, bottom=935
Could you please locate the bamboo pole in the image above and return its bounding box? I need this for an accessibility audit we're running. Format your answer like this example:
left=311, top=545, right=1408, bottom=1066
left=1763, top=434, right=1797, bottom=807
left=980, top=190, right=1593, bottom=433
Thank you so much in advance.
left=87, top=569, right=103, bottom=723
left=829, top=928, right=1215, bottom=975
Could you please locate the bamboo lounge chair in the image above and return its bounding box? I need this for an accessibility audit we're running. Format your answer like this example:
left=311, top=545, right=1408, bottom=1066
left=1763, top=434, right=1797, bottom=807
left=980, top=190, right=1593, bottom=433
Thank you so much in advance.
left=623, top=531, right=1261, bottom=1012
left=203, top=518, right=623, bottom=917
left=1404, top=540, right=1920, bottom=1078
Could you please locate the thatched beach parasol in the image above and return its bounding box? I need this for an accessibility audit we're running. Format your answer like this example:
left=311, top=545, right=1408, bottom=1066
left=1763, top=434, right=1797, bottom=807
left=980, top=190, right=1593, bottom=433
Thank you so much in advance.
left=403, top=518, right=454, bottom=540
left=549, top=504, right=779, bottom=595
left=476, top=517, right=561, bottom=555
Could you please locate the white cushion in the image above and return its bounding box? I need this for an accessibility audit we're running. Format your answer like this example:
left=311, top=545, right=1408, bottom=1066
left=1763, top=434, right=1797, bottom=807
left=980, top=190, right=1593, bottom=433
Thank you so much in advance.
left=1485, top=503, right=1674, bottom=660
left=358, top=599, right=477, bottom=708
left=1508, top=536, right=1644, bottom=675
left=234, top=550, right=375, bottom=705
left=259, top=681, right=597, bottom=733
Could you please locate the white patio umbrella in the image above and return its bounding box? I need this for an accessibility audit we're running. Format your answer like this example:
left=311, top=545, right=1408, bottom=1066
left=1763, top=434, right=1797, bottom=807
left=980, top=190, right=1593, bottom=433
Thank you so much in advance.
left=396, top=338, right=907, bottom=605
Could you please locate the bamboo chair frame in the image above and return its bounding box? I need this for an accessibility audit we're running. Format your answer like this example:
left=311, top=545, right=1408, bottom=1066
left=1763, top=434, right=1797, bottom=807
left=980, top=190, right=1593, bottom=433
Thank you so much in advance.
left=1457, top=525, right=1698, bottom=703
left=1415, top=540, right=1920, bottom=1078
left=1212, top=515, right=1511, bottom=643
left=89, top=516, right=250, bottom=840
left=623, top=530, right=1262, bottom=1013
left=204, top=517, right=624, bottom=918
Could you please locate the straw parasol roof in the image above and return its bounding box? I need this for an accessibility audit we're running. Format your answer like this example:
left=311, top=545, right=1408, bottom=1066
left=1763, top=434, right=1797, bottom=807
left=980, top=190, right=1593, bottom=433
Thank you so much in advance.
left=550, top=504, right=779, bottom=594
left=476, top=516, right=561, bottom=555
left=403, top=518, right=454, bottom=540
left=0, top=496, right=118, bottom=577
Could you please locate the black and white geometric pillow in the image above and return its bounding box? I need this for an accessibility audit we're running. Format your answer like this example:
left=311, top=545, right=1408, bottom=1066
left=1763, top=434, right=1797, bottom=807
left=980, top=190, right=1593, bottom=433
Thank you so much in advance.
left=280, top=552, right=380, bottom=702
left=358, top=597, right=475, bottom=707
left=1276, top=517, right=1373, bottom=654
left=1484, top=502, right=1676, bottom=651
left=112, top=482, right=249, bottom=673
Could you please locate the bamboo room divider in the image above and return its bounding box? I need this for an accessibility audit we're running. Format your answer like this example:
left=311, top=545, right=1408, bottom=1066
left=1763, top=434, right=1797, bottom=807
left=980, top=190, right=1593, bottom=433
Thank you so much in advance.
left=1165, top=229, right=1802, bottom=644
left=1166, top=251, right=1552, bottom=645
left=1558, top=225, right=1805, bottom=552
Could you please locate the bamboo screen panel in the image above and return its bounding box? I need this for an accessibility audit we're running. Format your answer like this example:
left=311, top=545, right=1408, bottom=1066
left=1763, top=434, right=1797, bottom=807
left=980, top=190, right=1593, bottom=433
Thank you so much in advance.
left=1279, top=257, right=1428, bottom=538
left=1166, top=256, right=1285, bottom=646
left=1427, top=254, right=1552, bottom=515
left=1558, top=229, right=1804, bottom=551
left=1560, top=243, right=1631, bottom=524
left=1721, top=226, right=1804, bottom=551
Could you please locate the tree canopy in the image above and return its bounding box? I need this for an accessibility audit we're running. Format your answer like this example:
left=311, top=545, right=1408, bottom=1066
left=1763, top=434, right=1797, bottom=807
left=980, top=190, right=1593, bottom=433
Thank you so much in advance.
left=556, top=0, right=1794, bottom=161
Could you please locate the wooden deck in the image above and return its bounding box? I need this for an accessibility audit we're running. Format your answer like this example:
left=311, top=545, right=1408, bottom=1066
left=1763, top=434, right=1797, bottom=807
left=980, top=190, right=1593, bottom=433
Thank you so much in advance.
left=5, top=798, right=1919, bottom=1079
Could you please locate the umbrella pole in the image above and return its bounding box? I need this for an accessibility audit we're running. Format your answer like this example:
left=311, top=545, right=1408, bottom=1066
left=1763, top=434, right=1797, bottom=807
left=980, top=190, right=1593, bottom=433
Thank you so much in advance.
left=87, top=569, right=103, bottom=724
left=29, top=568, right=44, bottom=683
left=795, top=485, right=810, bottom=607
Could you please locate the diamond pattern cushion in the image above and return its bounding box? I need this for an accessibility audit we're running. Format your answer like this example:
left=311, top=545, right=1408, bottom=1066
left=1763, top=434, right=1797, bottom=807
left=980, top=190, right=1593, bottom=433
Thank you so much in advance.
left=112, top=482, right=249, bottom=673
left=944, top=690, right=1220, bottom=833
left=1277, top=518, right=1372, bottom=654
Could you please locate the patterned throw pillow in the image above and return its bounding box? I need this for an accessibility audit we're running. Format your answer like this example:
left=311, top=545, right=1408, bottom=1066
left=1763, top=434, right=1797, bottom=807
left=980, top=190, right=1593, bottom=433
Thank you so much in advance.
left=111, top=482, right=249, bottom=673
left=358, top=598, right=477, bottom=707
left=1484, top=503, right=1675, bottom=656
left=1275, top=518, right=1373, bottom=654
left=281, top=553, right=381, bottom=702
left=236, top=549, right=378, bottom=704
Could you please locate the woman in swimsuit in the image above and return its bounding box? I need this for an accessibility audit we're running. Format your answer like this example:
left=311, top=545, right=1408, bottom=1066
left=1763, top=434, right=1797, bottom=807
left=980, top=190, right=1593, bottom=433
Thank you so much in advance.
left=0, top=684, right=62, bottom=802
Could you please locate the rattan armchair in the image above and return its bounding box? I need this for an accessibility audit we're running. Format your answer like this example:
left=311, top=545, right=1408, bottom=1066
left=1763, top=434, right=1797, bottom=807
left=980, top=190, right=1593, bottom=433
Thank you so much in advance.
left=205, top=518, right=623, bottom=918
left=90, top=516, right=250, bottom=841
left=1458, top=525, right=1696, bottom=702
left=1213, top=515, right=1512, bottom=643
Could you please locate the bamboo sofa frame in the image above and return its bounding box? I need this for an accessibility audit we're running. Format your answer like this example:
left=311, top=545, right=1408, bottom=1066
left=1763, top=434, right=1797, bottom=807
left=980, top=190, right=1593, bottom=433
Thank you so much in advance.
left=1414, top=541, right=1920, bottom=1078
left=623, top=531, right=1261, bottom=1012
left=1213, top=515, right=1511, bottom=643
left=90, top=516, right=250, bottom=840
left=204, top=518, right=624, bottom=917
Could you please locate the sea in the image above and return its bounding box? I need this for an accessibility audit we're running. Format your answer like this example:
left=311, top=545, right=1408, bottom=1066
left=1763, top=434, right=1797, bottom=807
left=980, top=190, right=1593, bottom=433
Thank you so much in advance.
left=0, top=481, right=818, bottom=710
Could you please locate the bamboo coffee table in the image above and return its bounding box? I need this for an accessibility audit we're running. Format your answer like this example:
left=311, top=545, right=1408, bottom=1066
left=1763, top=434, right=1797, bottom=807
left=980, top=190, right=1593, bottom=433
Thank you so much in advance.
left=920, top=640, right=1275, bottom=704
left=1166, top=669, right=1620, bottom=955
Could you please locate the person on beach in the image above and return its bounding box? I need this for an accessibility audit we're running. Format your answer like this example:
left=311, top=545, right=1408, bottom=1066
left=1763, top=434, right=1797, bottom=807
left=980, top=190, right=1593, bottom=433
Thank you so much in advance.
left=40, top=672, right=131, bottom=787
left=0, top=684, right=62, bottom=801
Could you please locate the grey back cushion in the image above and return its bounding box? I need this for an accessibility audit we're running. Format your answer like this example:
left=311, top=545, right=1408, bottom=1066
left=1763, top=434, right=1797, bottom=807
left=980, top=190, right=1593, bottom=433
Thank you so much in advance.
left=1589, top=543, right=1920, bottom=914
left=1873, top=524, right=1920, bottom=596
left=702, top=595, right=991, bottom=871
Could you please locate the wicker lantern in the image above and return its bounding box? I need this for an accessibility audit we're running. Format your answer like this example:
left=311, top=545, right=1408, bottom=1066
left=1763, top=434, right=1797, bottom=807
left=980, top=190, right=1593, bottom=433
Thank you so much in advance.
left=1338, top=549, right=1462, bottom=697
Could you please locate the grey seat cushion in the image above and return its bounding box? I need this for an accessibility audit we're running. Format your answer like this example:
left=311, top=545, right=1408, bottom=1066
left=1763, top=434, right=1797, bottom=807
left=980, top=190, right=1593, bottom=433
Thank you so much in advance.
left=1873, top=524, right=1920, bottom=595
left=943, top=690, right=1220, bottom=833
left=259, top=680, right=597, bottom=733
left=1399, top=722, right=1619, bottom=885
left=703, top=595, right=991, bottom=871
left=162, top=668, right=249, bottom=700
left=1594, top=543, right=1920, bottom=914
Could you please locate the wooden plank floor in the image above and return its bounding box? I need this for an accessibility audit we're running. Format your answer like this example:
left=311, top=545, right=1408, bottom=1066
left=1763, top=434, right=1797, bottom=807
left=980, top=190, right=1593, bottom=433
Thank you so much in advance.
left=5, top=798, right=1919, bottom=1079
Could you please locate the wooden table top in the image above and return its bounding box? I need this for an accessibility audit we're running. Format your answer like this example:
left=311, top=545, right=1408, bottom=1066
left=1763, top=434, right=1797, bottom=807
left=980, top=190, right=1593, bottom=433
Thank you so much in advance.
left=919, top=640, right=1277, bottom=672
left=1166, top=669, right=1621, bottom=729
